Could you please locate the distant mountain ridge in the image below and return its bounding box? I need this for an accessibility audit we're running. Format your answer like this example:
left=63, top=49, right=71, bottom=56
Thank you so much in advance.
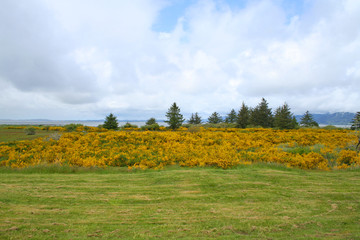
left=295, top=112, right=355, bottom=125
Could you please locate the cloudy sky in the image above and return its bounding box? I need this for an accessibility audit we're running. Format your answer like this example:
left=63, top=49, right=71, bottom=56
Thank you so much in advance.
left=1, top=0, right=359, bottom=120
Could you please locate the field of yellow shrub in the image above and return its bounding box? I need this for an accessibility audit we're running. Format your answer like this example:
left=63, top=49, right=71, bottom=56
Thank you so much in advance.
left=0, top=128, right=359, bottom=170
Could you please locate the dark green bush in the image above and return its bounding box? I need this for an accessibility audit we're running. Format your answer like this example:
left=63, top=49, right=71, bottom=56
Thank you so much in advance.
left=141, top=123, right=160, bottom=131
left=64, top=124, right=83, bottom=132
left=122, top=122, right=138, bottom=129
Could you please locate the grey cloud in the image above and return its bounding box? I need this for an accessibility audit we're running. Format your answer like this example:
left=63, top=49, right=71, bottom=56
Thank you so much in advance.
left=1, top=0, right=360, bottom=120
left=0, top=0, right=99, bottom=97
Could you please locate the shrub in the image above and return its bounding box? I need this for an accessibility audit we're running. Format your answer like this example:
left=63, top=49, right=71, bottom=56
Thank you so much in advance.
left=141, top=123, right=160, bottom=131
left=188, top=125, right=202, bottom=133
left=337, top=150, right=360, bottom=166
left=146, top=118, right=157, bottom=125
left=41, top=126, right=50, bottom=131
left=202, top=123, right=237, bottom=128
left=64, top=124, right=83, bottom=132
left=25, top=127, right=36, bottom=135
left=322, top=125, right=341, bottom=130
left=122, top=122, right=138, bottom=129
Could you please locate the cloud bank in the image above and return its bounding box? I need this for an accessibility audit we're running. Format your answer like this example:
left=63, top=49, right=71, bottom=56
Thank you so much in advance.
left=0, top=0, right=359, bottom=120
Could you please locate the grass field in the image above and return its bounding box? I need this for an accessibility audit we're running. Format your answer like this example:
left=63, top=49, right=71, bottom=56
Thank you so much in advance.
left=0, top=126, right=56, bottom=142
left=1, top=164, right=359, bottom=239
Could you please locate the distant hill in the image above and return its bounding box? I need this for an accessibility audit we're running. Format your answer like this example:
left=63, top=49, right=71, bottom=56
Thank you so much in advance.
left=295, top=112, right=355, bottom=125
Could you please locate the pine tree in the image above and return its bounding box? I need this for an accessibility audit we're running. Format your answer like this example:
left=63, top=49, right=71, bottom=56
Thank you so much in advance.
left=208, top=112, right=223, bottom=124
left=165, top=102, right=185, bottom=130
left=273, top=103, right=297, bottom=129
left=300, top=111, right=319, bottom=127
left=188, top=112, right=202, bottom=124
left=236, top=102, right=250, bottom=128
left=350, top=112, right=360, bottom=130
left=250, top=98, right=273, bottom=128
left=225, top=109, right=237, bottom=123
left=103, top=113, right=119, bottom=130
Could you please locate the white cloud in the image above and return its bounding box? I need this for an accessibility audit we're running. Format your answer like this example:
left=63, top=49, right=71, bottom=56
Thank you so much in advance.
left=0, top=0, right=359, bottom=120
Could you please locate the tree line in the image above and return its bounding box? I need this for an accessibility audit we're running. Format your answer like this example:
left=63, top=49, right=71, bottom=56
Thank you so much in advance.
left=165, top=98, right=320, bottom=130
left=103, top=98, right=323, bottom=130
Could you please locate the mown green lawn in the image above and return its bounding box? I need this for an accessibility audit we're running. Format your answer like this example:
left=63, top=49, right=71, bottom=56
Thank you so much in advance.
left=0, top=165, right=359, bottom=239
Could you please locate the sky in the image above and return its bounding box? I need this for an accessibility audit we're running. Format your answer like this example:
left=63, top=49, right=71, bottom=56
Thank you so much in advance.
left=0, top=0, right=359, bottom=120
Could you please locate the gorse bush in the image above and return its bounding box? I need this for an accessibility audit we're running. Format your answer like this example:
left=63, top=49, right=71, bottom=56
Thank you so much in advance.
left=1, top=128, right=359, bottom=170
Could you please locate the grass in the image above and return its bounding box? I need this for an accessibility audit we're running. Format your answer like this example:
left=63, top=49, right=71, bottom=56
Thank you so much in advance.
left=0, top=164, right=359, bottom=239
left=0, top=126, right=56, bottom=142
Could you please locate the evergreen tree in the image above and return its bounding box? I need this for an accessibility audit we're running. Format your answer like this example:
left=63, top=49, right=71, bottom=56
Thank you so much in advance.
left=236, top=102, right=250, bottom=128
left=291, top=116, right=299, bottom=129
left=250, top=98, right=273, bottom=128
left=208, top=112, right=223, bottom=124
left=165, top=102, right=185, bottom=130
left=188, top=112, right=202, bottom=124
left=350, top=112, right=360, bottom=130
left=225, top=109, right=237, bottom=123
left=300, top=111, right=319, bottom=127
left=103, top=113, right=119, bottom=130
left=273, top=103, right=297, bottom=129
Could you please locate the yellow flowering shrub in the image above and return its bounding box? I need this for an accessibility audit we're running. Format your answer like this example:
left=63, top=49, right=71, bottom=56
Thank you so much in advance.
left=0, top=128, right=358, bottom=170
left=336, top=150, right=360, bottom=167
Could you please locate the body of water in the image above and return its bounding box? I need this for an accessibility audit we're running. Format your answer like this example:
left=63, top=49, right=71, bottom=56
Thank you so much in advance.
left=0, top=120, right=164, bottom=127
left=0, top=120, right=350, bottom=128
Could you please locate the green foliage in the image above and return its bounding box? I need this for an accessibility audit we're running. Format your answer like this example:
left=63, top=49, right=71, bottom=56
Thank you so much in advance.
left=145, top=118, right=157, bottom=126
left=188, top=112, right=202, bottom=124
left=280, top=144, right=324, bottom=155
left=350, top=112, right=360, bottom=130
left=141, top=123, right=160, bottom=131
left=64, top=124, right=83, bottom=132
left=165, top=102, right=185, bottom=130
left=321, top=125, right=341, bottom=130
left=103, top=113, right=119, bottom=130
left=225, top=109, right=237, bottom=123
left=250, top=98, right=273, bottom=128
left=187, top=125, right=202, bottom=133
left=207, top=112, right=223, bottom=124
left=0, top=126, right=56, bottom=142
left=202, top=122, right=237, bottom=128
left=273, top=103, right=298, bottom=129
left=122, top=122, right=138, bottom=129
left=25, top=127, right=36, bottom=135
left=143, top=118, right=160, bottom=130
left=236, top=102, right=250, bottom=128
left=300, top=111, right=319, bottom=127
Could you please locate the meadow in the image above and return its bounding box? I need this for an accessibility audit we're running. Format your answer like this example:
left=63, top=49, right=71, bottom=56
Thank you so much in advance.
left=0, top=125, right=359, bottom=239
left=0, top=125, right=57, bottom=142
left=1, top=165, right=360, bottom=239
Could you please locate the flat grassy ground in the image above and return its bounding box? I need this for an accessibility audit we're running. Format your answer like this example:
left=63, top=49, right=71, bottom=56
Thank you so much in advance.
left=0, top=126, right=56, bottom=142
left=0, top=165, right=359, bottom=239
